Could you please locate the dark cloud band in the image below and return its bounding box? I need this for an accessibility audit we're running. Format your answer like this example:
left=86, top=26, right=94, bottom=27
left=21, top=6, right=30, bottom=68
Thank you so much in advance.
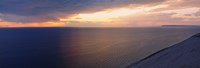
left=0, top=0, right=166, bottom=23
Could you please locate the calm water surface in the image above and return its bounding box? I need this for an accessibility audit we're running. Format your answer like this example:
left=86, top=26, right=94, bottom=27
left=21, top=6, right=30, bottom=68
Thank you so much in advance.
left=0, top=27, right=200, bottom=68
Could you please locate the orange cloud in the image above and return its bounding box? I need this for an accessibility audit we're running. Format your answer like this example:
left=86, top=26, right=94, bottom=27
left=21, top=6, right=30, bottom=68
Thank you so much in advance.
left=0, top=22, right=66, bottom=27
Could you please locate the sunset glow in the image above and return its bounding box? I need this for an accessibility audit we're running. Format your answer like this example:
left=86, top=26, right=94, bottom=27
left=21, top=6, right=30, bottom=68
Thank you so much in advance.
left=60, top=8, right=139, bottom=22
left=60, top=5, right=168, bottom=23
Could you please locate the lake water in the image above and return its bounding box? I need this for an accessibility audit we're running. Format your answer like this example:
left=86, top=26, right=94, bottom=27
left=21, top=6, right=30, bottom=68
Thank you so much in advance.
left=0, top=27, right=200, bottom=68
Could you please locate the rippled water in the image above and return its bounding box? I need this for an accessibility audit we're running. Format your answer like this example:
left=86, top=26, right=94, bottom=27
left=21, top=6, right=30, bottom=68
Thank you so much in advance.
left=0, top=27, right=200, bottom=68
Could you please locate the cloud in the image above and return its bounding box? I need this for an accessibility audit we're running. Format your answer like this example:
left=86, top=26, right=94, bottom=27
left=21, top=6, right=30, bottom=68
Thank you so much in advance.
left=0, top=14, right=58, bottom=23
left=153, top=0, right=200, bottom=12
left=172, top=0, right=200, bottom=7
left=193, top=10, right=200, bottom=16
left=0, top=0, right=166, bottom=23
left=120, top=12, right=191, bottom=26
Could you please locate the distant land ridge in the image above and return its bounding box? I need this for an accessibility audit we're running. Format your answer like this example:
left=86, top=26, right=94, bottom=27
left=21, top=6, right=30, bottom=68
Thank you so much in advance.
left=162, top=25, right=200, bottom=28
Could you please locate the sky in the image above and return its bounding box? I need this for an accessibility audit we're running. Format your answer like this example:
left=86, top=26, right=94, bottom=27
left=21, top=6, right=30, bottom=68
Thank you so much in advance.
left=0, top=0, right=200, bottom=27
